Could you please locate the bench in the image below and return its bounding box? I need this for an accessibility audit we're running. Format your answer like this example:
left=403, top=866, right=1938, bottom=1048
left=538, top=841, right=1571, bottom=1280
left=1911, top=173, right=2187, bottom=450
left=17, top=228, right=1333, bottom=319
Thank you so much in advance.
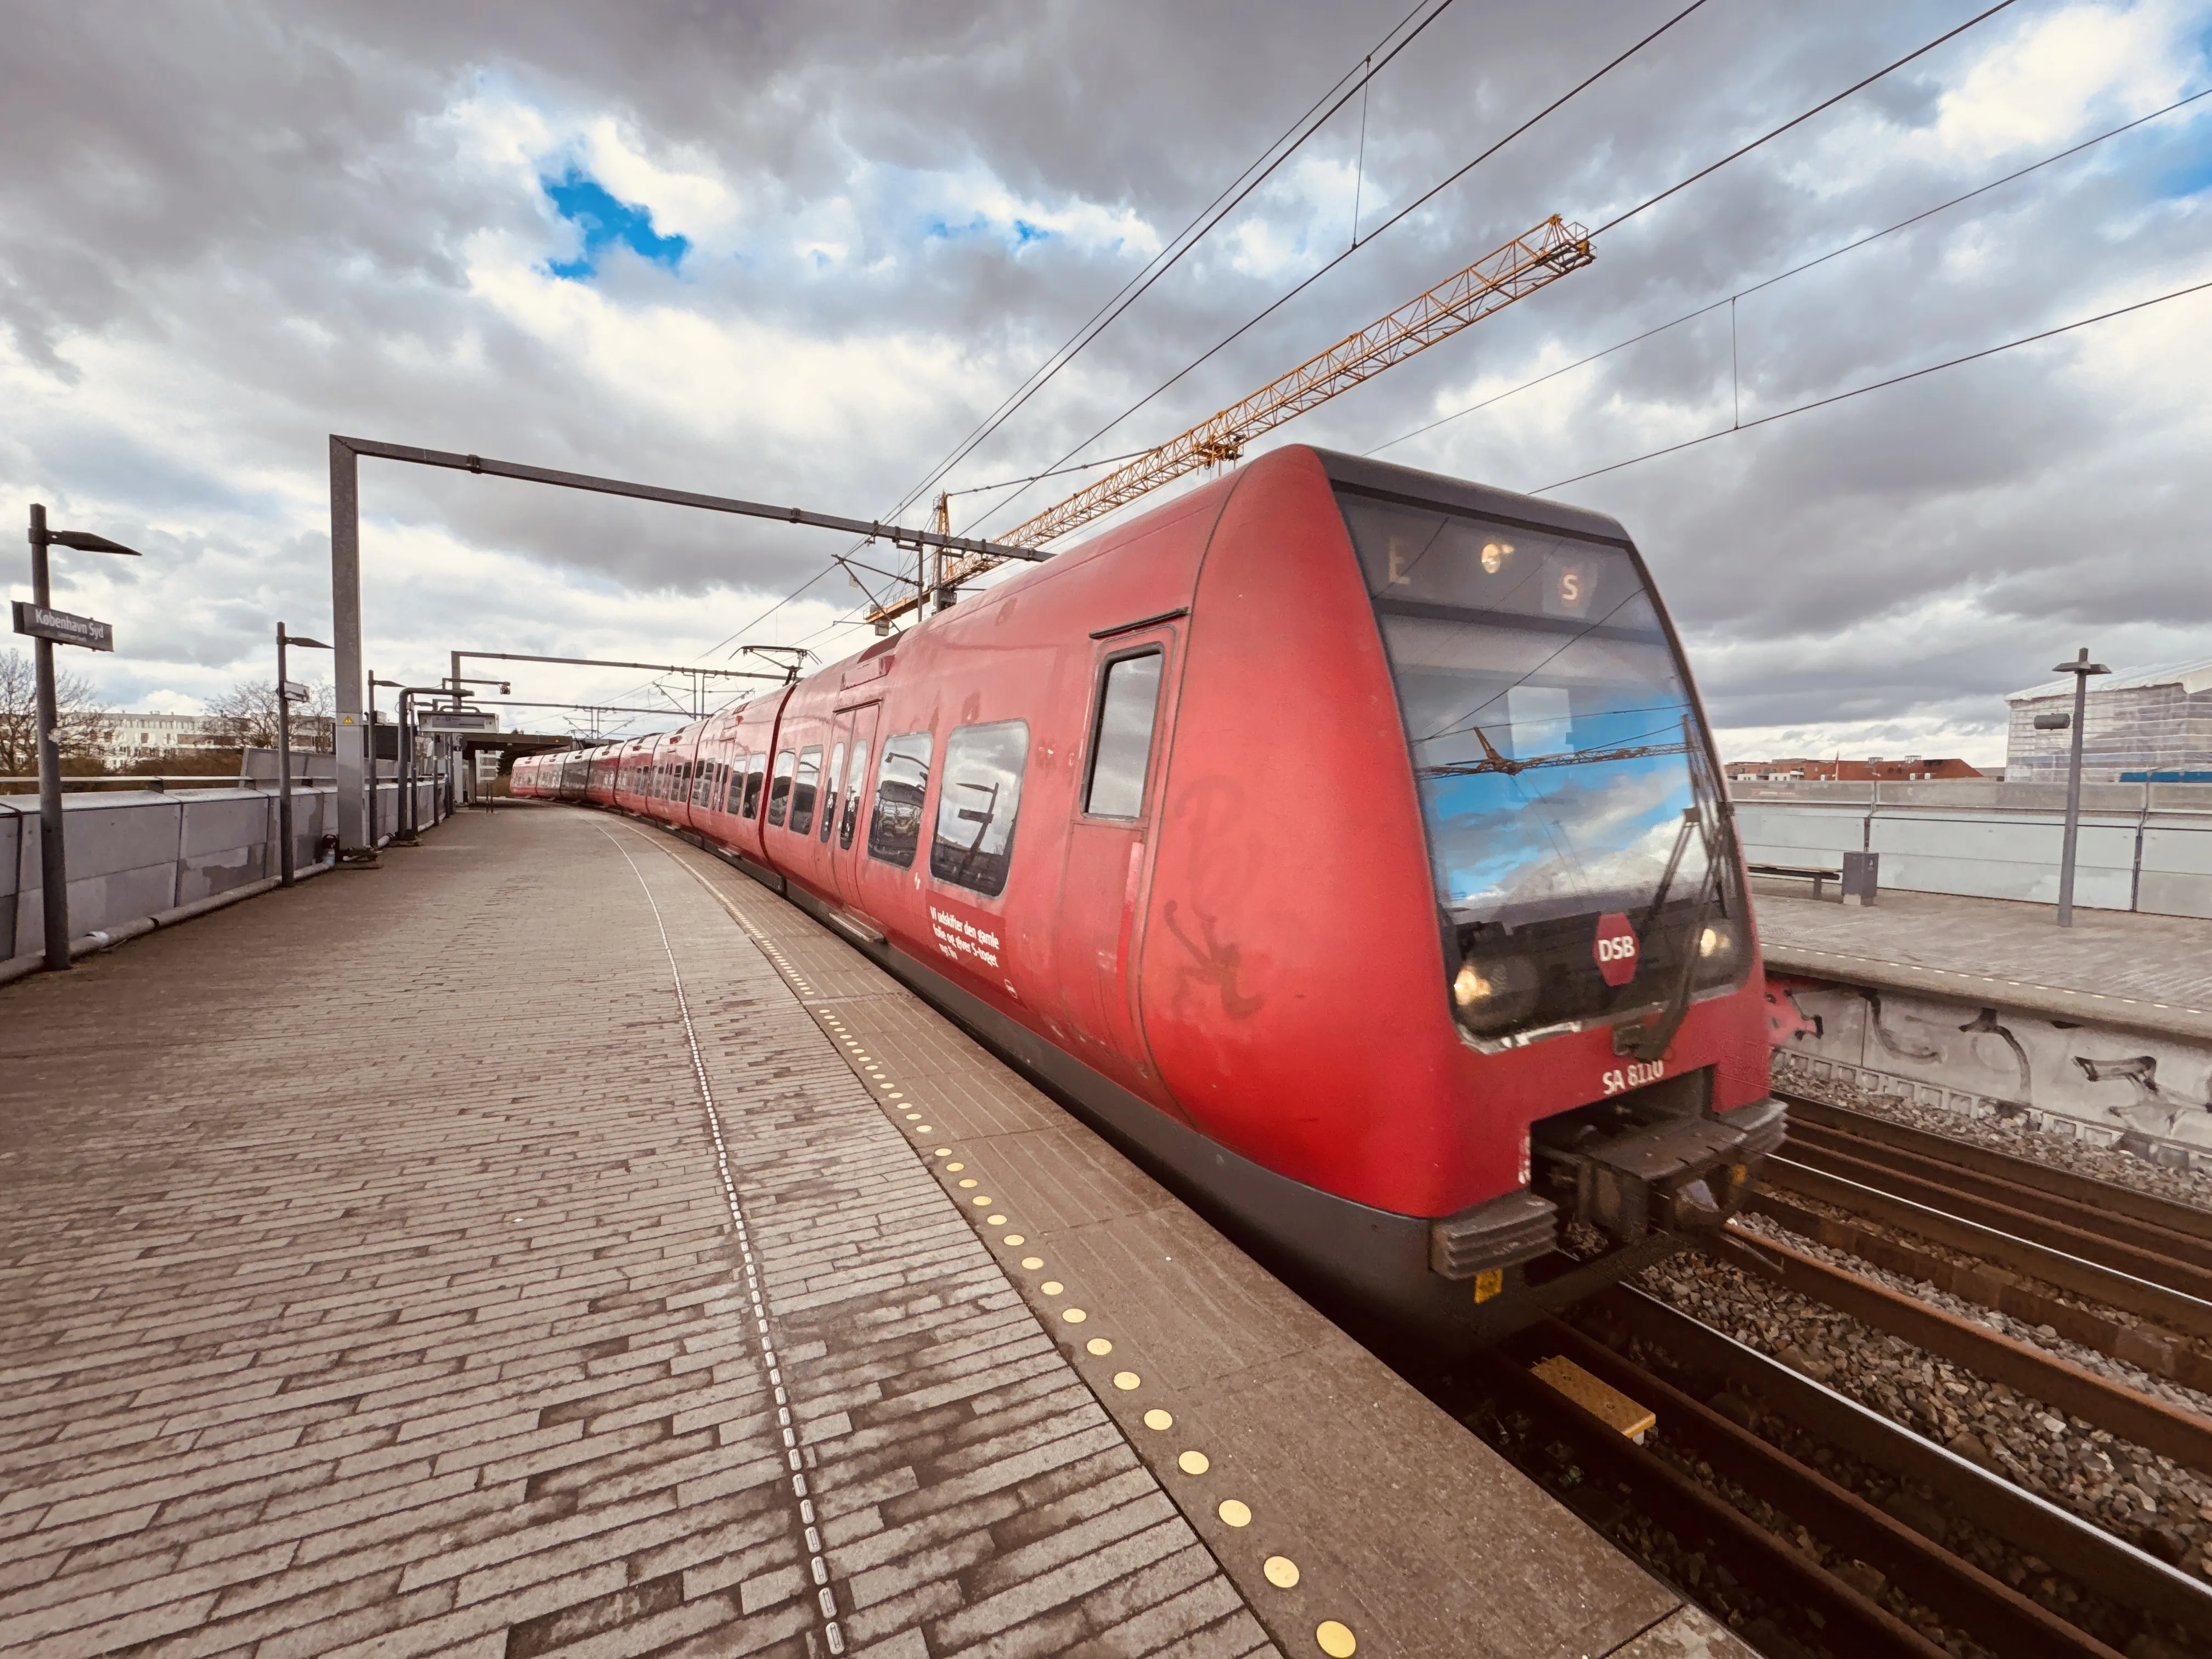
left=1748, top=851, right=1880, bottom=906
left=1748, top=862, right=1841, bottom=900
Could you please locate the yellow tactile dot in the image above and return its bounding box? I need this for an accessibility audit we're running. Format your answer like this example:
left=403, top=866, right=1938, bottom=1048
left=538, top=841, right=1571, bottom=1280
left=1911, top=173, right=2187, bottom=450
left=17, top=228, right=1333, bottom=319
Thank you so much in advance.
left=970, top=1196, right=991, bottom=1207
left=1086, top=1338, right=1113, bottom=1356
left=904, top=1113, right=921, bottom=1120
left=1003, top=1235, right=1026, bottom=1248
left=1177, top=1449, right=1209, bottom=1475
left=1217, top=1499, right=1251, bottom=1528
left=1143, top=1408, right=1173, bottom=1431
left=1315, top=1621, right=1356, bottom=1657
left=1022, top=1257, right=1045, bottom=1270
left=915, top=1125, right=933, bottom=1133
left=1112, top=1372, right=1141, bottom=1391
left=1264, top=1555, right=1300, bottom=1589
left=986, top=1215, right=1006, bottom=1226
left=934, top=1148, right=952, bottom=1157
left=1060, top=1308, right=1087, bottom=1324
left=1040, top=1281, right=1063, bottom=1295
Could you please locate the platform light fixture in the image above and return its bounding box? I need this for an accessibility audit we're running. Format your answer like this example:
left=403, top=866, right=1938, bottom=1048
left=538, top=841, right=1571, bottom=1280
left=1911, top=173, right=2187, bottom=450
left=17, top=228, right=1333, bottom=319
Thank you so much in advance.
left=274, top=623, right=331, bottom=888
left=18, top=504, right=143, bottom=971
left=2052, top=647, right=2110, bottom=928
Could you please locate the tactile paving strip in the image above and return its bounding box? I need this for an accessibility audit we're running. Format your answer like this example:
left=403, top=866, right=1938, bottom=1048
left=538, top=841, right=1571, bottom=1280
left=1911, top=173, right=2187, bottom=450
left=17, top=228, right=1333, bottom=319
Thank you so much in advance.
left=650, top=827, right=1707, bottom=1659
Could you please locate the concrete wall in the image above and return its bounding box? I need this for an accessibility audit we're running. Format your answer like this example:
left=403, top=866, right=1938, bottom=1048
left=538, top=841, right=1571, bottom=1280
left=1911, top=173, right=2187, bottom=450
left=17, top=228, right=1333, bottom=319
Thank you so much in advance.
left=1731, top=780, right=2212, bottom=917
left=1768, top=985, right=2212, bottom=1169
left=0, top=781, right=438, bottom=969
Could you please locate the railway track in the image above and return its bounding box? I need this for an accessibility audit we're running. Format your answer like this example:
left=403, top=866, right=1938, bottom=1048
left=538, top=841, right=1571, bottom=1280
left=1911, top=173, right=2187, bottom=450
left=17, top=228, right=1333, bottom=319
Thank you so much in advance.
left=1761, top=1093, right=2212, bottom=1408
left=1447, top=1288, right=2212, bottom=1659
left=1430, top=1097, right=2212, bottom=1658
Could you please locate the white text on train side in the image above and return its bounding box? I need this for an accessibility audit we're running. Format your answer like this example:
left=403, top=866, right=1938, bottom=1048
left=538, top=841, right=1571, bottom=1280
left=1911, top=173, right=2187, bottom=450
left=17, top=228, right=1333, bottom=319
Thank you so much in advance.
left=929, top=906, right=1002, bottom=970
left=1600, top=1060, right=1664, bottom=1096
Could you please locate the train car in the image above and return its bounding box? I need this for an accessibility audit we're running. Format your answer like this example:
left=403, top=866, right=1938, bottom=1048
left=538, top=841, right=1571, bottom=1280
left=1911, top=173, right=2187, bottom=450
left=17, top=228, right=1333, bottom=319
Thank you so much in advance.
left=515, top=445, right=1784, bottom=1341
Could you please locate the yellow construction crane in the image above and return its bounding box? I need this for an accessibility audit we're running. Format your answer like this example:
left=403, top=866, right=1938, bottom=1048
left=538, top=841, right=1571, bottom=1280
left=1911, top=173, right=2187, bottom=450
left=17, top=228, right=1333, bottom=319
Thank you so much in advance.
left=870, top=214, right=1593, bottom=627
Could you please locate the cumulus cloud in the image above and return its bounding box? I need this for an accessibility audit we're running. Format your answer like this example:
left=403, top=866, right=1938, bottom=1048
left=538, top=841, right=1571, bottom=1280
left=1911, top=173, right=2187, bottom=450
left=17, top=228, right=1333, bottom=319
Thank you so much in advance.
left=0, top=0, right=2205, bottom=764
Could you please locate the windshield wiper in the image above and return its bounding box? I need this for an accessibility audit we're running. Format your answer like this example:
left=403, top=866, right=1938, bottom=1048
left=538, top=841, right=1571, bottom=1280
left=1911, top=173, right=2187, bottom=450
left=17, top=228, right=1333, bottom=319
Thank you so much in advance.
left=1618, top=755, right=1730, bottom=1062
left=1423, top=727, right=1693, bottom=778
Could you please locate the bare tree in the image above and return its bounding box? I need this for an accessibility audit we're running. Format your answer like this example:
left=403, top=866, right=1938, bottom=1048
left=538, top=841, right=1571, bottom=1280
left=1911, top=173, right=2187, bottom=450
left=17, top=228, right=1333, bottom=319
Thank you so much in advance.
left=206, top=678, right=335, bottom=753
left=0, top=647, right=110, bottom=780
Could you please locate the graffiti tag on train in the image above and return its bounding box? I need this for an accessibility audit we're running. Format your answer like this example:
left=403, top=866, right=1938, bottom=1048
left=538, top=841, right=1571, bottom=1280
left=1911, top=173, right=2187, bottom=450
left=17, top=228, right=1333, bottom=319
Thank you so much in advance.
left=929, top=906, right=1002, bottom=970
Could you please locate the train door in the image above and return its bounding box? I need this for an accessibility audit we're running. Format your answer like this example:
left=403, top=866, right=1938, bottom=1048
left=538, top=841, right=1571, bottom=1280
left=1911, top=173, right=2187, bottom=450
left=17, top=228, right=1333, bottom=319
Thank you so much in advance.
left=1053, top=627, right=1179, bottom=1105
left=826, top=702, right=879, bottom=912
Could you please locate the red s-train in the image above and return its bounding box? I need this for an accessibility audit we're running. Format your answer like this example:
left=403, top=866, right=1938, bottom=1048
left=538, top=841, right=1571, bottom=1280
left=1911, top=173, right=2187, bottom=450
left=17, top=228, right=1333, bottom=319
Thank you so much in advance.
left=514, top=445, right=1784, bottom=1340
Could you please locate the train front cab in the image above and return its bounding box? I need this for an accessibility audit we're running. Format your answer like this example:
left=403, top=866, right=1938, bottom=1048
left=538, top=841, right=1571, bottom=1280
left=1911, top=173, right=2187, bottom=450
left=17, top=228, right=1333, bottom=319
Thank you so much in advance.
left=1130, top=448, right=1782, bottom=1342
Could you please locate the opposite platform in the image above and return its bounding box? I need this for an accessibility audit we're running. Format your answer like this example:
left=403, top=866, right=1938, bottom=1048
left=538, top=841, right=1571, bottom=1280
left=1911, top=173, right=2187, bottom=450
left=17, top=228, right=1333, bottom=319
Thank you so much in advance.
left=1, top=802, right=1740, bottom=1658
left=1754, top=882, right=2212, bottom=1042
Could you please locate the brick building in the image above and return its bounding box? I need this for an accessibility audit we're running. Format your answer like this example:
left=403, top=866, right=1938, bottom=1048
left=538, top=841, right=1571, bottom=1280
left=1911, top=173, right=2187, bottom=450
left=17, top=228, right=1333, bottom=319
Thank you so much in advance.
left=1725, top=756, right=1983, bottom=782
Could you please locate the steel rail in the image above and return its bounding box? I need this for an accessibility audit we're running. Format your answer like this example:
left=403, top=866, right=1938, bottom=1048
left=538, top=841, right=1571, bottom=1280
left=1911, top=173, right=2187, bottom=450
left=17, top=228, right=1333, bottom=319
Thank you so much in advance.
left=1519, top=1313, right=2120, bottom=1659
left=1785, top=1095, right=2212, bottom=1245
left=1782, top=1119, right=2212, bottom=1284
left=1588, top=1285, right=2212, bottom=1648
left=1471, top=1343, right=1954, bottom=1658
left=1756, top=1155, right=2212, bottom=1345
left=1726, top=1226, right=2212, bottom=1479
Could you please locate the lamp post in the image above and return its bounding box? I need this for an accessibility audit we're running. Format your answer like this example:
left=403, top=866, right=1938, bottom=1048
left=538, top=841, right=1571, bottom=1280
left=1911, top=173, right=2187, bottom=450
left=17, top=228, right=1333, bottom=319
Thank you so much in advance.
left=2053, top=646, right=2111, bottom=928
left=369, top=674, right=401, bottom=848
left=19, top=504, right=142, bottom=970
left=275, top=623, right=330, bottom=887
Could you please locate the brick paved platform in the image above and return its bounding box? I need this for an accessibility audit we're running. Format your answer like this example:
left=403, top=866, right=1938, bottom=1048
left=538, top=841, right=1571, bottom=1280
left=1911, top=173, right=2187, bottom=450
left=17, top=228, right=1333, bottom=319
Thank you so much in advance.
left=1755, top=882, right=2212, bottom=1042
left=2, top=803, right=1741, bottom=1658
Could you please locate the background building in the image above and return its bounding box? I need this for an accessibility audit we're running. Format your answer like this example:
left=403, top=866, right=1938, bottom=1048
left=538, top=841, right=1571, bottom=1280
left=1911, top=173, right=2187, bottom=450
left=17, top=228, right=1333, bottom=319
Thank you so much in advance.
left=2005, top=658, right=2212, bottom=784
left=86, top=712, right=225, bottom=765
left=1724, top=757, right=1983, bottom=783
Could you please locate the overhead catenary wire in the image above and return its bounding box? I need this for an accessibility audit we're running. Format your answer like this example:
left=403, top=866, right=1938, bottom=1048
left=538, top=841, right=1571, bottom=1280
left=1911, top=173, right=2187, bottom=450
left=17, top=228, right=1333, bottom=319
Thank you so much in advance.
left=968, top=0, right=2020, bottom=544
left=882, top=0, right=1463, bottom=528
left=642, top=3, right=1460, bottom=689
left=1535, top=274, right=2212, bottom=493
left=1368, top=83, right=2212, bottom=458
left=960, top=0, right=1722, bottom=539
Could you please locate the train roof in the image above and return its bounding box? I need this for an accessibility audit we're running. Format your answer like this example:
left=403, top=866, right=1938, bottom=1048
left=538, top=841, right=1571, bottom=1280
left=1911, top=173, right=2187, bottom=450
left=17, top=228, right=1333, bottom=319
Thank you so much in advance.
left=1313, top=448, right=1633, bottom=548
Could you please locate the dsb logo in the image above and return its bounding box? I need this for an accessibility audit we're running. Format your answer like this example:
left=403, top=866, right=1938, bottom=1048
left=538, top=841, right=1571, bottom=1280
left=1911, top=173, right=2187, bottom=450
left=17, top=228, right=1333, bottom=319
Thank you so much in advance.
left=1593, top=912, right=1639, bottom=987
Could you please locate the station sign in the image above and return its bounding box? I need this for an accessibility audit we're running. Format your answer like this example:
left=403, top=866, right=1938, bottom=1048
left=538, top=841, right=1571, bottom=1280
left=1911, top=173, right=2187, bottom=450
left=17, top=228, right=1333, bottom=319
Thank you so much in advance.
left=280, top=679, right=310, bottom=703
left=419, top=710, right=500, bottom=733
left=12, top=601, right=114, bottom=653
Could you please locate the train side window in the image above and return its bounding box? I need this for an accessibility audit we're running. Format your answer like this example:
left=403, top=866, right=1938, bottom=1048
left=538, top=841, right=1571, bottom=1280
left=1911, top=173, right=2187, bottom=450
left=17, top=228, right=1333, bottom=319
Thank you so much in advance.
left=839, top=740, right=869, bottom=849
left=1083, top=650, right=1164, bottom=819
left=743, top=752, right=767, bottom=817
left=820, top=742, right=844, bottom=842
left=719, top=757, right=738, bottom=812
left=766, top=751, right=796, bottom=826
left=867, top=732, right=933, bottom=867
left=930, top=721, right=1029, bottom=898
left=790, top=746, right=822, bottom=834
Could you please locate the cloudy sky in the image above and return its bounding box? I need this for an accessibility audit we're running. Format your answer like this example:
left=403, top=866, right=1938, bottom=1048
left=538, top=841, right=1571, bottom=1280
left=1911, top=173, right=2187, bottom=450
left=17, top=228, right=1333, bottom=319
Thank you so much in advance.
left=3, top=0, right=2207, bottom=763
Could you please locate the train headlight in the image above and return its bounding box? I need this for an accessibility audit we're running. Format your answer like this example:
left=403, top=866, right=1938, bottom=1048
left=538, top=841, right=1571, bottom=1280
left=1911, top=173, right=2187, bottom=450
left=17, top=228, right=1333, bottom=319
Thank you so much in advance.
left=1453, top=953, right=1541, bottom=1035
left=1693, top=919, right=1741, bottom=986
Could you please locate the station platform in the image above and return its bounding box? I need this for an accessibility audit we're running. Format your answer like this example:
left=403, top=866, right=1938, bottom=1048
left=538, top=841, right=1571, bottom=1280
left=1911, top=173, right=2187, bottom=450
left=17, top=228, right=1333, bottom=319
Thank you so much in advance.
left=1753, top=881, right=2212, bottom=1043
left=0, top=804, right=1741, bottom=1659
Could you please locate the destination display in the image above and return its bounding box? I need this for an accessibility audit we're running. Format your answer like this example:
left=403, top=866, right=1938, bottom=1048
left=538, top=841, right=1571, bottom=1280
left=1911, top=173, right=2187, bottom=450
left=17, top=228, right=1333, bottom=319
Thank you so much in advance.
left=417, top=710, right=499, bottom=732
left=11, top=601, right=114, bottom=652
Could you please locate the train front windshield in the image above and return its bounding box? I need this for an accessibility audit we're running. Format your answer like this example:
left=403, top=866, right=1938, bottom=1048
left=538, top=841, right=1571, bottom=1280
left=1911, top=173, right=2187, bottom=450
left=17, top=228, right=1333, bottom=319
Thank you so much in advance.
left=1336, top=488, right=1744, bottom=1039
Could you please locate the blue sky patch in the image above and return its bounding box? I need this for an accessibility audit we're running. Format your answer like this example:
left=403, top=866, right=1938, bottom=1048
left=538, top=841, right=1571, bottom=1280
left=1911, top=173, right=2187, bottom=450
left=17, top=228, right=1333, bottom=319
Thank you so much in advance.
left=543, top=168, right=689, bottom=280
